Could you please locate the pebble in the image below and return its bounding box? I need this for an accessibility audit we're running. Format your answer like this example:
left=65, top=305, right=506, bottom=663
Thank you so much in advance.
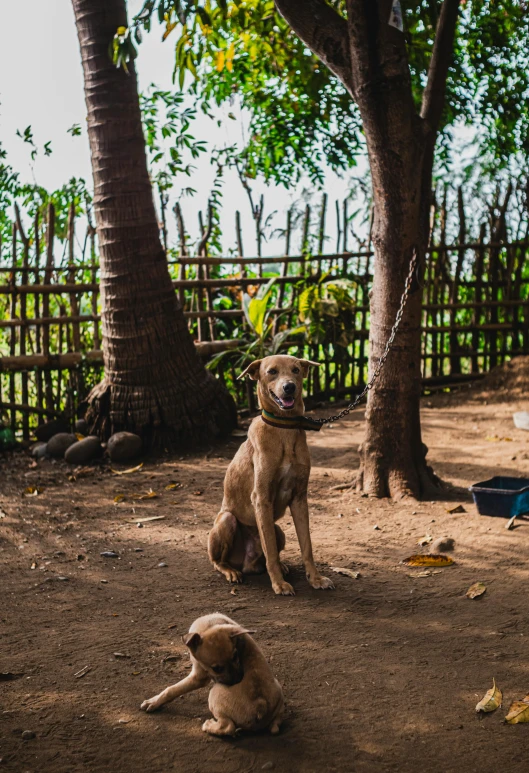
left=373, top=524, right=381, bottom=530
left=137, top=523, right=143, bottom=529
left=430, top=536, right=455, bottom=553
left=107, top=432, right=142, bottom=462
left=21, top=730, right=35, bottom=740
left=65, top=436, right=103, bottom=465
left=261, top=763, right=274, bottom=771
left=134, top=548, right=143, bottom=552
left=47, top=433, right=77, bottom=458
left=100, top=579, right=109, bottom=584
left=158, top=562, right=168, bottom=568
left=101, top=551, right=119, bottom=558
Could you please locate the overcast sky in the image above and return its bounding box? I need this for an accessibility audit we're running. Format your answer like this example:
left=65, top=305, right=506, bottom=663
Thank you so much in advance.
left=0, top=0, right=363, bottom=258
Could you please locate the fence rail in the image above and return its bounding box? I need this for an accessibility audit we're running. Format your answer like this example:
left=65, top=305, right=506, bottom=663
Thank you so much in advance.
left=2, top=186, right=529, bottom=438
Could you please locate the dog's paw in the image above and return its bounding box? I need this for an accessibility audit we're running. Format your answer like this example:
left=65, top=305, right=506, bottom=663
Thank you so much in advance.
left=140, top=697, right=162, bottom=713
left=272, top=579, right=295, bottom=596
left=308, top=574, right=335, bottom=590
left=225, top=568, right=243, bottom=584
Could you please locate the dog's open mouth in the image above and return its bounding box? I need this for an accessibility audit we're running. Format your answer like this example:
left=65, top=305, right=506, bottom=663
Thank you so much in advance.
left=270, top=389, right=295, bottom=410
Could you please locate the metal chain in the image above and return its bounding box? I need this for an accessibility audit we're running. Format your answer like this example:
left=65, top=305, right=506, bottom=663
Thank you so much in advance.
left=315, top=248, right=418, bottom=426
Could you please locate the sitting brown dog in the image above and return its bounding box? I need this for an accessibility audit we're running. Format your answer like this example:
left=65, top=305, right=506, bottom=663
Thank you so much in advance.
left=208, top=354, right=334, bottom=596
left=140, top=613, right=284, bottom=736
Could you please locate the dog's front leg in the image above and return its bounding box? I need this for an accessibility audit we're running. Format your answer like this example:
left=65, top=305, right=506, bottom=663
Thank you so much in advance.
left=140, top=664, right=210, bottom=712
left=290, top=494, right=334, bottom=590
left=252, top=466, right=294, bottom=596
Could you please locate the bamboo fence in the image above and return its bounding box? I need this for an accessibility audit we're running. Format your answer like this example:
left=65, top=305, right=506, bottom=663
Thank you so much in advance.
left=1, top=188, right=528, bottom=438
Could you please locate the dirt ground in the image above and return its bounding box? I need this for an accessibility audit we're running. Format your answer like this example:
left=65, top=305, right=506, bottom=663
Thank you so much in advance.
left=2, top=375, right=529, bottom=772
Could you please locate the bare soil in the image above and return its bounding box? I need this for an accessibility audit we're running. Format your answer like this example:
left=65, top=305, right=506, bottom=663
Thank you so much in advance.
left=2, top=381, right=529, bottom=772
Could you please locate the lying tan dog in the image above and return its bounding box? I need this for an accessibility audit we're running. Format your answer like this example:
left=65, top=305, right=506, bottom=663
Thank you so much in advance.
left=208, top=354, right=334, bottom=595
left=140, top=613, right=284, bottom=736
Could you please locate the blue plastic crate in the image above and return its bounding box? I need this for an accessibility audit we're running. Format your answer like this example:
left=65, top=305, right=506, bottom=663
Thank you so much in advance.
left=469, top=476, right=529, bottom=518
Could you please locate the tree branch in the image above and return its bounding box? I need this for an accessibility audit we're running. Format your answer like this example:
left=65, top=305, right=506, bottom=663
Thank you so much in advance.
left=274, top=0, right=352, bottom=90
left=421, top=0, right=461, bottom=132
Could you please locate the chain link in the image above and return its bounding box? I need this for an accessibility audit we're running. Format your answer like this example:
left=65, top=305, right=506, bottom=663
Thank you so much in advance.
left=315, top=248, right=418, bottom=426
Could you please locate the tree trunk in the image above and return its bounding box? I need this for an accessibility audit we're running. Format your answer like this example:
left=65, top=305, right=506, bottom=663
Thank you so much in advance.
left=357, top=138, right=439, bottom=498
left=71, top=0, right=236, bottom=449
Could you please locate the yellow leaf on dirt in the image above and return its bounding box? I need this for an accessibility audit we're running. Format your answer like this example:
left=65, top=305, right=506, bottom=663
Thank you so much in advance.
left=466, top=582, right=486, bottom=599
left=475, top=679, right=502, bottom=713
left=164, top=483, right=183, bottom=490
left=111, top=463, right=144, bottom=475
left=136, top=489, right=157, bottom=500
left=24, top=486, right=44, bottom=497
left=330, top=566, right=360, bottom=579
left=486, top=435, right=500, bottom=442
left=403, top=554, right=454, bottom=567
left=75, top=433, right=85, bottom=441
left=113, top=494, right=125, bottom=503
left=505, top=696, right=529, bottom=724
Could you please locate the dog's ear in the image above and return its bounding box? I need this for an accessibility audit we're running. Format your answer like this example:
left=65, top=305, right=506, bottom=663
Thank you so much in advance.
left=298, top=359, right=320, bottom=378
left=237, top=359, right=262, bottom=381
left=229, top=627, right=256, bottom=638
left=182, top=632, right=202, bottom=651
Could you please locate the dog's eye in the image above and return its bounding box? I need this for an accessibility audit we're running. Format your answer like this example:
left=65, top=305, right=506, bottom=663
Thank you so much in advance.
left=292, top=367, right=300, bottom=374
left=267, top=368, right=278, bottom=375
left=212, top=665, right=224, bottom=674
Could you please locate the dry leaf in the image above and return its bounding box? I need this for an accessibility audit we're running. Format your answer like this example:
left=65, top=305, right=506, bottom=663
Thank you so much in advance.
left=164, top=483, right=183, bottom=491
left=24, top=486, right=44, bottom=497
left=75, top=433, right=85, bottom=441
left=403, top=554, right=454, bottom=567
left=136, top=489, right=157, bottom=500
left=486, top=435, right=500, bottom=442
left=475, top=679, right=502, bottom=713
left=113, top=494, right=125, bottom=503
left=466, top=582, right=487, bottom=599
left=330, top=566, right=360, bottom=579
left=506, top=515, right=517, bottom=530
left=111, top=463, right=144, bottom=475
left=447, top=505, right=466, bottom=514
left=505, top=696, right=529, bottom=724
left=418, top=535, right=433, bottom=547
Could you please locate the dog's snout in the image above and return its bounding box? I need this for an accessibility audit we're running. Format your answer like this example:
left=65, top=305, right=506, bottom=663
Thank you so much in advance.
left=283, top=382, right=296, bottom=395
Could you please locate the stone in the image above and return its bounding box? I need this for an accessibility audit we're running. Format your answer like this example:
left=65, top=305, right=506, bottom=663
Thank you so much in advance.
left=34, top=418, right=70, bottom=442
left=46, top=433, right=77, bottom=458
left=101, top=551, right=119, bottom=558
left=75, top=418, right=89, bottom=435
left=31, top=442, right=48, bottom=459
left=21, top=730, right=35, bottom=740
left=64, top=436, right=102, bottom=465
left=107, top=432, right=142, bottom=462
left=430, top=536, right=455, bottom=553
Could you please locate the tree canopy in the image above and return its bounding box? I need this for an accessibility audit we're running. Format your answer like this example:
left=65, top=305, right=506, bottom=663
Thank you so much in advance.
left=114, top=1, right=529, bottom=186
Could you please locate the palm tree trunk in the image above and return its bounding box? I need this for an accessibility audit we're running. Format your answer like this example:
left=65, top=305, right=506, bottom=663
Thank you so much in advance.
left=71, top=0, right=236, bottom=449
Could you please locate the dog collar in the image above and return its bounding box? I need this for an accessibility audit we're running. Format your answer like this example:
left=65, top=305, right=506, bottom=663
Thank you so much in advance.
left=261, top=409, right=322, bottom=432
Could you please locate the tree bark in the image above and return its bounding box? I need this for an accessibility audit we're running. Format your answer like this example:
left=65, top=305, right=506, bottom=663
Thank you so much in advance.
left=275, top=0, right=460, bottom=498
left=71, top=0, right=236, bottom=449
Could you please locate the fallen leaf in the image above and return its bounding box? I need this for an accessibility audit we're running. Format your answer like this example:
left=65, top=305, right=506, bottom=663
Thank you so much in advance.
left=162, top=654, right=179, bottom=662
left=164, top=483, right=183, bottom=490
left=403, top=554, right=454, bottom=567
left=486, top=435, right=500, bottom=442
left=24, top=486, right=44, bottom=497
left=408, top=570, right=432, bottom=578
left=111, top=463, right=144, bottom=475
left=113, top=494, right=125, bottom=503
left=418, top=535, right=433, bottom=547
left=476, top=679, right=502, bottom=713
left=503, top=437, right=513, bottom=442
left=466, top=582, right=487, bottom=599
left=136, top=489, right=157, bottom=500
left=506, top=515, right=517, bottom=530
left=75, top=433, right=85, bottom=441
left=167, top=623, right=179, bottom=630
left=127, top=515, right=166, bottom=524
left=505, top=696, right=529, bottom=724
left=74, top=665, right=91, bottom=679
left=132, top=671, right=141, bottom=676
left=447, top=505, right=466, bottom=514
left=330, top=566, right=360, bottom=579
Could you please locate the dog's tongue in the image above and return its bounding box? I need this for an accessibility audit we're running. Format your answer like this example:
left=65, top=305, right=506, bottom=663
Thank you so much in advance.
left=282, top=396, right=295, bottom=409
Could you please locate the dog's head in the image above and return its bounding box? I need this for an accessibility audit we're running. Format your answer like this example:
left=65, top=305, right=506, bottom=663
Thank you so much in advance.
left=238, top=354, right=319, bottom=414
left=182, top=624, right=254, bottom=685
